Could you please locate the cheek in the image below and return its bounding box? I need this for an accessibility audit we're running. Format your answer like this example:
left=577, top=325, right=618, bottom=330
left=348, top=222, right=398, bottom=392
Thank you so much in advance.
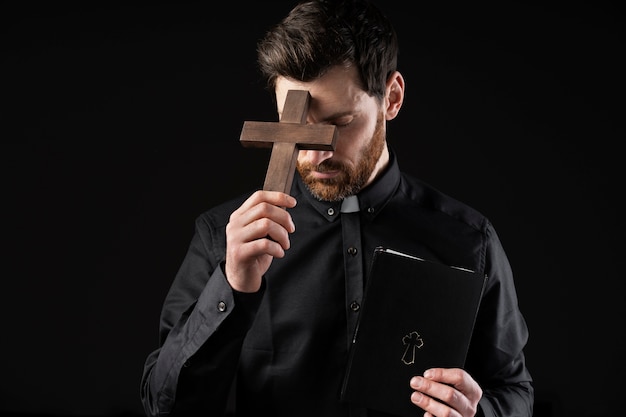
left=335, top=123, right=371, bottom=156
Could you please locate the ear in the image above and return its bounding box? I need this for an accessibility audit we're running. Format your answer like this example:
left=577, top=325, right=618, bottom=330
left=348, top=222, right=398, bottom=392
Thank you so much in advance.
left=384, top=71, right=405, bottom=121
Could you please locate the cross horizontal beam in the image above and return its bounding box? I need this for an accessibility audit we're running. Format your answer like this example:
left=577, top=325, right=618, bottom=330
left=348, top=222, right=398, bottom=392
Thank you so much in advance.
left=240, top=90, right=337, bottom=193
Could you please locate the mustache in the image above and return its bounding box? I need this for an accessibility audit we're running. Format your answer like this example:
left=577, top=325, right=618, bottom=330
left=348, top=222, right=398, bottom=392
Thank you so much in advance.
left=309, top=160, right=345, bottom=172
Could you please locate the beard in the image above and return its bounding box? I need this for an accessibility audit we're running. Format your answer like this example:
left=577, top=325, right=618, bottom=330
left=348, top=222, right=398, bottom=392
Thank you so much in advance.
left=297, top=113, right=385, bottom=202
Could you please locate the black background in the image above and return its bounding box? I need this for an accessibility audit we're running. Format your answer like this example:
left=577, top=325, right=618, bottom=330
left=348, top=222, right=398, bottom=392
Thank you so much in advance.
left=2, top=1, right=624, bottom=416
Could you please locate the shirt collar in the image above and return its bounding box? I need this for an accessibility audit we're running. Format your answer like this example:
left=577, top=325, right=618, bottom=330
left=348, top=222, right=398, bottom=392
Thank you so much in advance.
left=293, top=148, right=401, bottom=222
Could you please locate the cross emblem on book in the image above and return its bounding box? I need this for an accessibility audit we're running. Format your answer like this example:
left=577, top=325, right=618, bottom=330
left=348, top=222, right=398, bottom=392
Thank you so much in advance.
left=240, top=89, right=338, bottom=193
left=401, top=331, right=424, bottom=365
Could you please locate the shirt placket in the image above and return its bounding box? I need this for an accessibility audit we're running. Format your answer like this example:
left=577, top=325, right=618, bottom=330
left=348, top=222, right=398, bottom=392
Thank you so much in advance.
left=341, top=210, right=364, bottom=349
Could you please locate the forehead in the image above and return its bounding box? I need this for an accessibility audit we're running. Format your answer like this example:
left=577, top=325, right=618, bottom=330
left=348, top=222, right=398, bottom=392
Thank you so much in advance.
left=275, top=66, right=368, bottom=118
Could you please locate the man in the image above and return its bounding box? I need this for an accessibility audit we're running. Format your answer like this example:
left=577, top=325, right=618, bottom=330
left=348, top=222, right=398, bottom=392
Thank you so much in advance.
left=140, top=1, right=534, bottom=416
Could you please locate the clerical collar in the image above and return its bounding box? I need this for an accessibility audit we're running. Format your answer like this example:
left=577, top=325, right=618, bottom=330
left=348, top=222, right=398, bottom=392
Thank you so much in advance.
left=340, top=195, right=360, bottom=213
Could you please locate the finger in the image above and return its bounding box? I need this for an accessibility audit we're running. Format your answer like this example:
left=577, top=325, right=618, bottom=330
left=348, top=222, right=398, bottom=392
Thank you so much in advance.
left=410, top=389, right=458, bottom=417
left=247, top=217, right=292, bottom=251
left=238, top=232, right=289, bottom=259
left=237, top=190, right=297, bottom=213
left=236, top=204, right=295, bottom=242
left=233, top=198, right=296, bottom=234
left=424, top=368, right=482, bottom=404
left=410, top=376, right=463, bottom=415
left=424, top=368, right=464, bottom=385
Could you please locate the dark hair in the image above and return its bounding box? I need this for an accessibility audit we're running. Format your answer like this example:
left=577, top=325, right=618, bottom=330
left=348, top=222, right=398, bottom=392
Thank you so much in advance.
left=256, top=0, right=398, bottom=101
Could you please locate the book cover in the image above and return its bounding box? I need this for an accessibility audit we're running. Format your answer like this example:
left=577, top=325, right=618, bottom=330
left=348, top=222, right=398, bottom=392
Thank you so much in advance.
left=341, top=247, right=487, bottom=417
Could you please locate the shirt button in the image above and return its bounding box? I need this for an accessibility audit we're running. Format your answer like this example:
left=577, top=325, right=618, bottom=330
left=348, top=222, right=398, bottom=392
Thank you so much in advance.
left=217, top=301, right=227, bottom=312
left=347, top=247, right=358, bottom=256
left=350, top=301, right=360, bottom=312
left=327, top=208, right=335, bottom=216
left=367, top=207, right=375, bottom=214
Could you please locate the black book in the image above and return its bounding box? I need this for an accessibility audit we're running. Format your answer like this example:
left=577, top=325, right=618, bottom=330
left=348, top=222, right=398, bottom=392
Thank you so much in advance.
left=341, top=247, right=488, bottom=417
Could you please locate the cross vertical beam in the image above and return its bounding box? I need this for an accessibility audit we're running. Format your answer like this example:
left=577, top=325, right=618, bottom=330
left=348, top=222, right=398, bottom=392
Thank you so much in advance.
left=240, top=90, right=337, bottom=193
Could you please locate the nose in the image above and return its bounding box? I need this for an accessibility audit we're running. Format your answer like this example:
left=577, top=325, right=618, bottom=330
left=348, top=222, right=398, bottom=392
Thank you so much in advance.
left=301, top=149, right=334, bottom=166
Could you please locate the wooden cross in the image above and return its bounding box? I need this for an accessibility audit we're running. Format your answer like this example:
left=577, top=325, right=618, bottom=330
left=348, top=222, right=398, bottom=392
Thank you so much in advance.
left=240, top=89, right=338, bottom=193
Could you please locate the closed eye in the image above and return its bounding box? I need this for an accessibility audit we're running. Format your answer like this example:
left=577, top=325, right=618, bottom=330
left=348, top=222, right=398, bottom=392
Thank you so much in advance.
left=333, top=116, right=354, bottom=127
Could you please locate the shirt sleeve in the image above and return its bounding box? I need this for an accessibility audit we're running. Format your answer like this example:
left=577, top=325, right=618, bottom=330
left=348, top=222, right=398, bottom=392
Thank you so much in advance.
left=468, top=222, right=534, bottom=417
left=140, top=214, right=265, bottom=416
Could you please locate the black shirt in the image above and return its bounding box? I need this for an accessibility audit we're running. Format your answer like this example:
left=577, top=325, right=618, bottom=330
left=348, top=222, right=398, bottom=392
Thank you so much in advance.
left=140, top=149, right=534, bottom=416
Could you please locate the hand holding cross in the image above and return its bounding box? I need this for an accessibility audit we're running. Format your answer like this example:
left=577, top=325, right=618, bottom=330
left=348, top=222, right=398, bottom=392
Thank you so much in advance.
left=240, top=90, right=337, bottom=194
